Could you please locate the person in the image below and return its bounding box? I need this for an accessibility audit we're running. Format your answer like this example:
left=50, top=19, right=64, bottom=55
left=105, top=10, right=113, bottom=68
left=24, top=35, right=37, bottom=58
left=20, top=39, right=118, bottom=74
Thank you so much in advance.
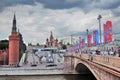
left=88, top=50, right=93, bottom=61
left=118, top=47, right=120, bottom=57
left=104, top=50, right=109, bottom=62
left=109, top=49, right=114, bottom=55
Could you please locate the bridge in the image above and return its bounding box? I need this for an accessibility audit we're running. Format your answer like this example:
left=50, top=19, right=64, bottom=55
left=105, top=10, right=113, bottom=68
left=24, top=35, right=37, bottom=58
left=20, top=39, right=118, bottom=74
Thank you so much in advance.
left=64, top=53, right=120, bottom=80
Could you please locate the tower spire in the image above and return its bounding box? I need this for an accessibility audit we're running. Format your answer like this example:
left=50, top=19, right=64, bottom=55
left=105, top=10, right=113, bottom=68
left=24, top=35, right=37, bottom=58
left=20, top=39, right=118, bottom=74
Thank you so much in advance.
left=12, top=13, right=17, bottom=32
left=50, top=31, right=54, bottom=41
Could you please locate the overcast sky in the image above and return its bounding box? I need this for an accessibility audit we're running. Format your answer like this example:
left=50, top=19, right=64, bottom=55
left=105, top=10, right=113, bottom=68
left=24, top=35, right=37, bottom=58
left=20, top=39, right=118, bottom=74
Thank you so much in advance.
left=0, top=0, right=120, bottom=45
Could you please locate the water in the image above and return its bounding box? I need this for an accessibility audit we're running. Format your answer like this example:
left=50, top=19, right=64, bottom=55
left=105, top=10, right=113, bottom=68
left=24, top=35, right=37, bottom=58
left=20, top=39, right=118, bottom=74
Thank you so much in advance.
left=0, top=74, right=96, bottom=80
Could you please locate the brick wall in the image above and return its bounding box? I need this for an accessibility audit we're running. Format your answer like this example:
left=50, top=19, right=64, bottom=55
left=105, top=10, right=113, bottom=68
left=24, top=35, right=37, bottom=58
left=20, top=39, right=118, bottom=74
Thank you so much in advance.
left=0, top=49, right=9, bottom=65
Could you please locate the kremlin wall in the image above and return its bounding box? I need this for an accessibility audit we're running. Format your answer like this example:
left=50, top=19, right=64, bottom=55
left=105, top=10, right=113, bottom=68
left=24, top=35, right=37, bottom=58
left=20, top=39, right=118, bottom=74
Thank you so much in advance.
left=0, top=49, right=9, bottom=65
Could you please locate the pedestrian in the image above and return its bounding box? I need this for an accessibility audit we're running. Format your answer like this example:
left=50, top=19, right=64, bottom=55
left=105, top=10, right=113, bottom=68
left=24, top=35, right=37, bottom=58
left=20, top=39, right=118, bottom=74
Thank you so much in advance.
left=118, top=47, right=120, bottom=57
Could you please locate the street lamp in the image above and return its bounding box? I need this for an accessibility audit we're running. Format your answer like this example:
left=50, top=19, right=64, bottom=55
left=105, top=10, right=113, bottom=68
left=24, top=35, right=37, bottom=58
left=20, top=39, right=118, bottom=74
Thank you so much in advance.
left=97, top=15, right=102, bottom=44
left=71, top=35, right=73, bottom=46
left=86, top=29, right=89, bottom=46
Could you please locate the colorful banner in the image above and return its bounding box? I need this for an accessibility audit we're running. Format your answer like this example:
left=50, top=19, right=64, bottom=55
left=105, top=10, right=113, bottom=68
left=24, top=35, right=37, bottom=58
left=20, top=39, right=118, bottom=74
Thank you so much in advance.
left=106, top=22, right=108, bottom=43
left=82, top=39, right=85, bottom=48
left=104, top=20, right=112, bottom=44
left=80, top=39, right=85, bottom=48
left=93, top=30, right=99, bottom=46
left=80, top=40, right=82, bottom=49
left=107, top=21, right=112, bottom=42
left=68, top=41, right=80, bottom=53
left=88, top=34, right=92, bottom=47
left=77, top=40, right=80, bottom=49
left=74, top=44, right=78, bottom=50
left=103, top=24, right=106, bottom=44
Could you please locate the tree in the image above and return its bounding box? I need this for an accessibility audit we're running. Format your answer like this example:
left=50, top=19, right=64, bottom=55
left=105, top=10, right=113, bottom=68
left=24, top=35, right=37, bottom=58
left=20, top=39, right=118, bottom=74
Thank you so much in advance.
left=0, top=40, right=9, bottom=50
left=67, top=42, right=70, bottom=45
left=62, top=44, right=67, bottom=49
left=36, top=43, right=40, bottom=46
left=28, top=43, right=32, bottom=46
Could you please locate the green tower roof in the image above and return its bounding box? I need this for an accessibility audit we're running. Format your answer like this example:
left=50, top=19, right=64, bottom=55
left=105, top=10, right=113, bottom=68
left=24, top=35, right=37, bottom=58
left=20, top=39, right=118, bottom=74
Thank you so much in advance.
left=12, top=13, right=17, bottom=32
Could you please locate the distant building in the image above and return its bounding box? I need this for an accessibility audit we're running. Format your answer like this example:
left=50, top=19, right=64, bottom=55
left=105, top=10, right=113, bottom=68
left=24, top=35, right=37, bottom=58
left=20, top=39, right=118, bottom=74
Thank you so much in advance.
left=27, top=44, right=45, bottom=50
left=45, top=31, right=58, bottom=47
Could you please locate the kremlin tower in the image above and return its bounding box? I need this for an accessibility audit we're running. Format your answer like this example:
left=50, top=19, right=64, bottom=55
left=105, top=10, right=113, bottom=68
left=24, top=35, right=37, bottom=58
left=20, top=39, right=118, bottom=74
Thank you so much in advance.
left=9, top=14, right=20, bottom=66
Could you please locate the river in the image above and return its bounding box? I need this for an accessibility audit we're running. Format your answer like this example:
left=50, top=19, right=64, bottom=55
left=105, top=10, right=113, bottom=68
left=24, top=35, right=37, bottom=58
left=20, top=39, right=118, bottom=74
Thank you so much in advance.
left=0, top=74, right=96, bottom=80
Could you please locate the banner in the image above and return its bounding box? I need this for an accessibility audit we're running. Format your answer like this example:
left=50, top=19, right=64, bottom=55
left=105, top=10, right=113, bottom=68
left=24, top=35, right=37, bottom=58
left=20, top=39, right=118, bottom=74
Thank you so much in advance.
left=93, top=30, right=99, bottom=46
left=80, top=39, right=85, bottom=48
left=103, top=24, right=106, bottom=44
left=106, top=23, right=108, bottom=43
left=74, top=44, right=78, bottom=50
left=104, top=20, right=112, bottom=44
left=77, top=40, right=80, bottom=49
left=107, top=21, right=112, bottom=42
left=82, top=39, right=85, bottom=48
left=88, top=34, right=92, bottom=47
left=80, top=40, right=82, bottom=49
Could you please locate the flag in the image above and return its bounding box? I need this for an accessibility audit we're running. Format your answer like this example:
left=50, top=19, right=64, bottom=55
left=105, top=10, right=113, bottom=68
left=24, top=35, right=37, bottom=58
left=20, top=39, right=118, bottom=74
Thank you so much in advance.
left=80, top=39, right=85, bottom=48
left=82, top=39, right=85, bottom=48
left=103, top=24, right=107, bottom=44
left=93, top=30, right=99, bottom=46
left=88, top=34, right=92, bottom=47
left=107, top=21, right=112, bottom=42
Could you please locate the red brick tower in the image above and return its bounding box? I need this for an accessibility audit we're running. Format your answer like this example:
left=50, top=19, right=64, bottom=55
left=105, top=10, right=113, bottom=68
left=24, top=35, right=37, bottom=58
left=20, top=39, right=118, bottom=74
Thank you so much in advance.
left=9, top=14, right=20, bottom=66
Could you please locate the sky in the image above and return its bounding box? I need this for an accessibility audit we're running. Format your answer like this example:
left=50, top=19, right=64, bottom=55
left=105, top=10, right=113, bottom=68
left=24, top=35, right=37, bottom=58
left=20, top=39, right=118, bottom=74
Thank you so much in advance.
left=0, top=0, right=120, bottom=45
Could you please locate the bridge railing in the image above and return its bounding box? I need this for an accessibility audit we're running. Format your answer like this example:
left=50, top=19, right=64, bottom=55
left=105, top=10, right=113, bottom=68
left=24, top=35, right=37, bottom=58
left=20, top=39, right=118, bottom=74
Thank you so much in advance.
left=80, top=54, right=120, bottom=69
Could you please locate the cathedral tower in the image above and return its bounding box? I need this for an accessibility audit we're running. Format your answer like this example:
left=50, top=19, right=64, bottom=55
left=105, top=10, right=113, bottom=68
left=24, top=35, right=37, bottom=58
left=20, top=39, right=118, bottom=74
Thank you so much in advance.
left=45, top=31, right=58, bottom=47
left=9, top=14, right=20, bottom=66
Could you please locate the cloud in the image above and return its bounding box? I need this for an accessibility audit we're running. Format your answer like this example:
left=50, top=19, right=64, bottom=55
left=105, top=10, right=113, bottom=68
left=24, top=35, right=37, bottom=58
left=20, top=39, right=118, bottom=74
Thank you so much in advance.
left=1, top=0, right=120, bottom=11
left=0, top=0, right=35, bottom=11
left=0, top=0, right=120, bottom=16
left=36, top=0, right=120, bottom=12
left=111, top=6, right=120, bottom=17
left=0, top=1, right=120, bottom=44
left=96, top=0, right=120, bottom=9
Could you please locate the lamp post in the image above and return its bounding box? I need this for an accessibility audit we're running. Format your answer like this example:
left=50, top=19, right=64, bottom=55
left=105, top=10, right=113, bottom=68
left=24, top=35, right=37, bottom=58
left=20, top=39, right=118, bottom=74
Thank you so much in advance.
left=71, top=35, right=73, bottom=46
left=86, top=29, right=89, bottom=46
left=97, top=15, right=102, bottom=44
left=79, top=37, right=81, bottom=54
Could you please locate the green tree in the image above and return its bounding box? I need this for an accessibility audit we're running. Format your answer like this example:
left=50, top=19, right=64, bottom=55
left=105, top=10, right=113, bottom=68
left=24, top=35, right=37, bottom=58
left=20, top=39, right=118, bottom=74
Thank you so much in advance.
left=0, top=40, right=9, bottom=50
left=36, top=43, right=40, bottom=46
left=67, top=42, right=70, bottom=45
left=62, top=44, right=67, bottom=49
left=24, top=53, right=28, bottom=64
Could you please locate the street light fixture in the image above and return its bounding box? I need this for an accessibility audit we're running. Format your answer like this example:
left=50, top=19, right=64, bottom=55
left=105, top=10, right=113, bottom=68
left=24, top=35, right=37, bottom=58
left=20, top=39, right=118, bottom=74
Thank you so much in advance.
left=97, top=15, right=102, bottom=44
